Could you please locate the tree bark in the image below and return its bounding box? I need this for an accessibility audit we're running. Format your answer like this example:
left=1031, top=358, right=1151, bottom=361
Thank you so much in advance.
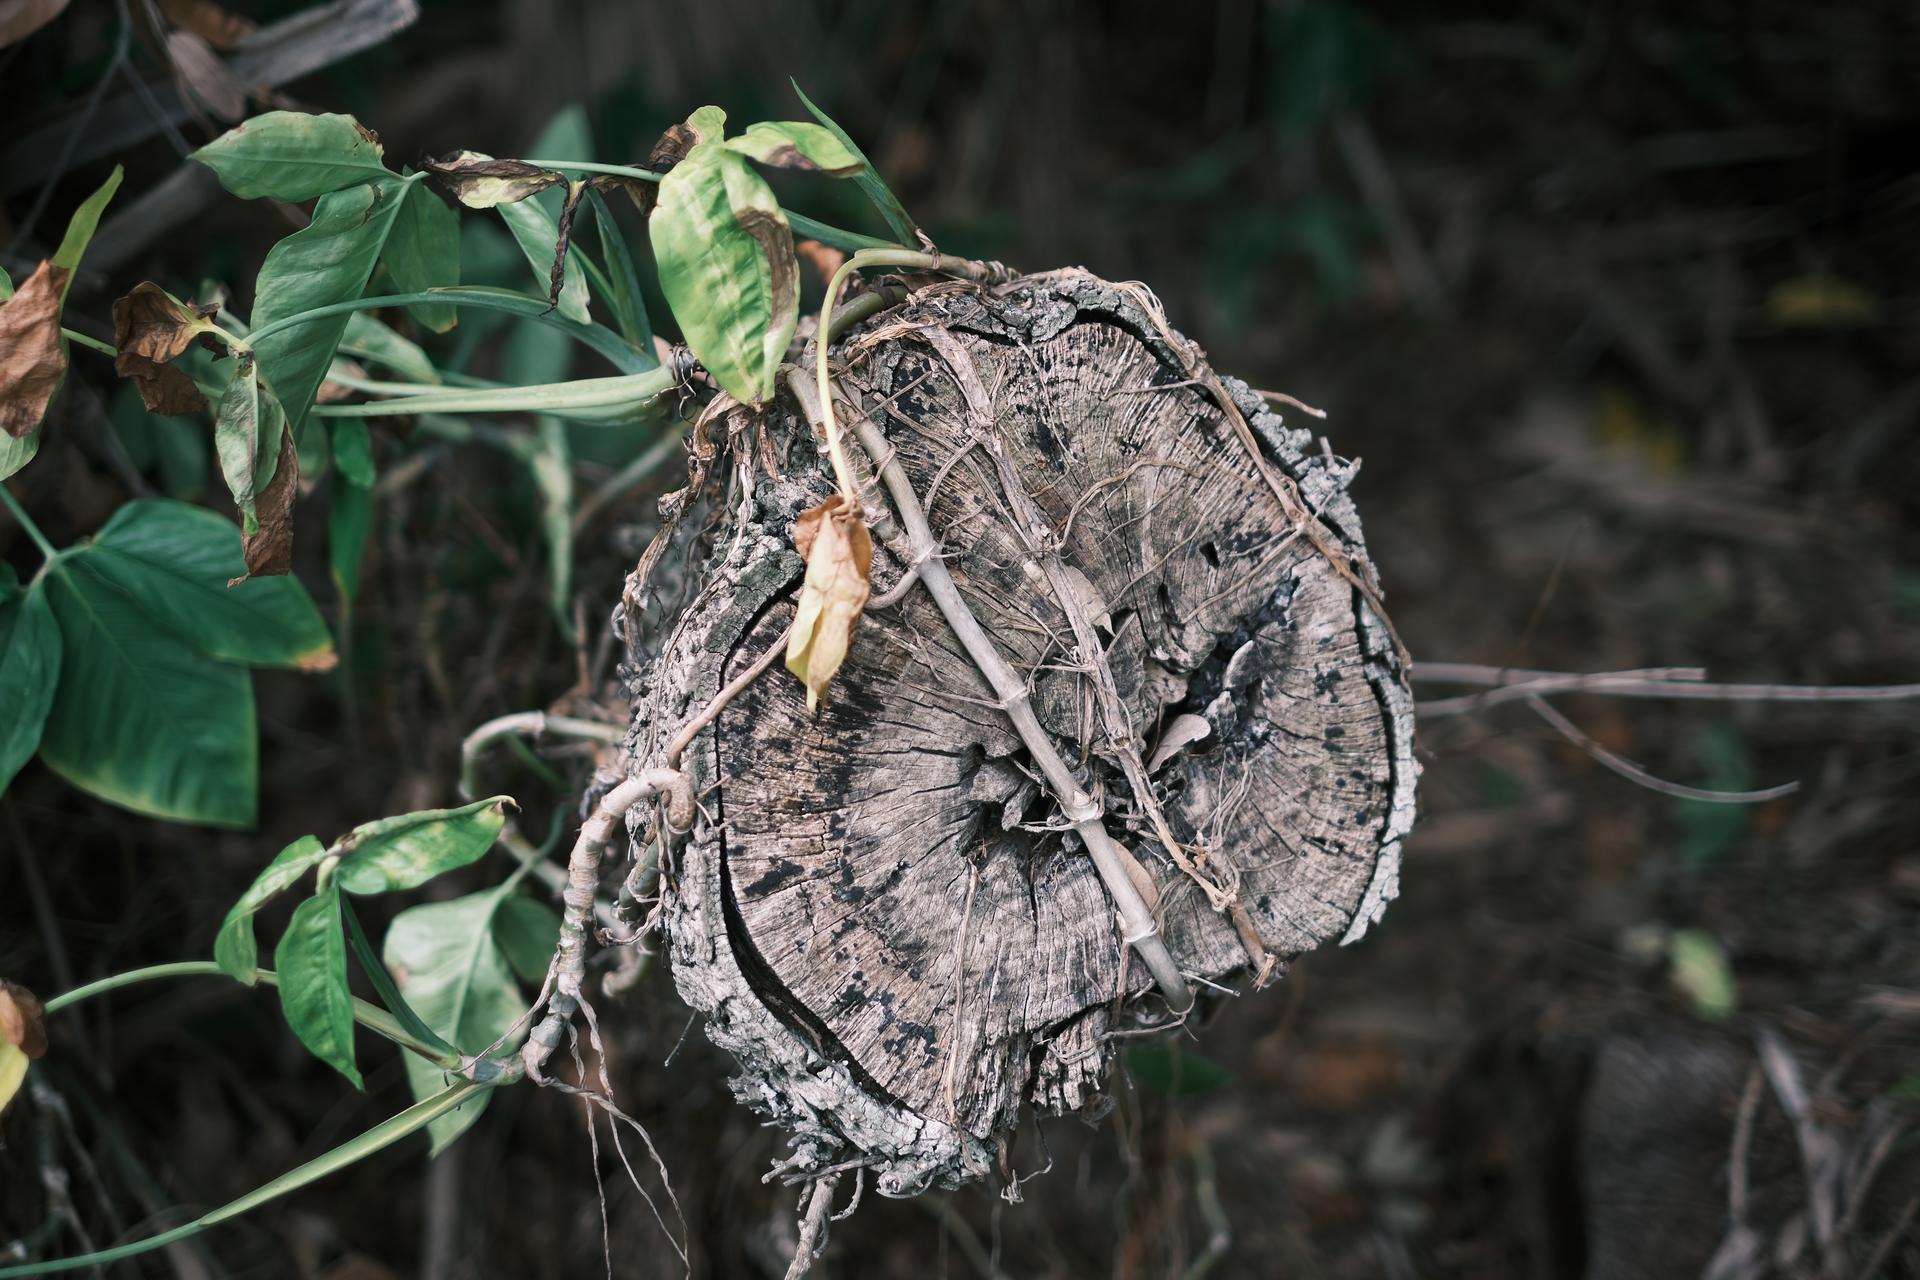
left=622, top=270, right=1418, bottom=1195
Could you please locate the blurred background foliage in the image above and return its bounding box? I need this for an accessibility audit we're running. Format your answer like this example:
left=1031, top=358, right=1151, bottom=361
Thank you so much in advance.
left=3, top=1, right=1918, bottom=1277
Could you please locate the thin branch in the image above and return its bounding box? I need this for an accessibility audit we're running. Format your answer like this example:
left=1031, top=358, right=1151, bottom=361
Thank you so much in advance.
left=1414, top=661, right=1920, bottom=717
left=1524, top=694, right=1798, bottom=804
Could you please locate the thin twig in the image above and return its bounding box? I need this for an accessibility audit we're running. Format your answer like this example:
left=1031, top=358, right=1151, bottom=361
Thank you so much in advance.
left=1525, top=694, right=1798, bottom=804
left=665, top=626, right=790, bottom=769
left=1414, top=662, right=1920, bottom=716
left=839, top=398, right=1193, bottom=1011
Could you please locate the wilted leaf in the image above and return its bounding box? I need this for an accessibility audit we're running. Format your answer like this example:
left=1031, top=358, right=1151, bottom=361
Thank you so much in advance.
left=422, top=152, right=566, bottom=209
left=331, top=797, right=513, bottom=896
left=791, top=81, right=919, bottom=245
left=213, top=353, right=288, bottom=534
left=192, top=111, right=390, bottom=202
left=167, top=28, right=248, bottom=121
left=1669, top=927, right=1737, bottom=1021
left=112, top=282, right=217, bottom=415
left=250, top=181, right=409, bottom=432
left=649, top=144, right=798, bottom=405
left=383, top=887, right=532, bottom=1153
left=0, top=260, right=67, bottom=437
left=233, top=426, right=298, bottom=582
left=214, top=833, right=328, bottom=982
left=724, top=121, right=864, bottom=174
left=0, top=0, right=65, bottom=48
left=83, top=499, right=333, bottom=668
left=384, top=180, right=460, bottom=332
left=784, top=495, right=872, bottom=711
left=158, top=0, right=253, bottom=47
left=0, top=574, right=61, bottom=792
left=0, top=979, right=47, bottom=1117
left=275, top=880, right=362, bottom=1086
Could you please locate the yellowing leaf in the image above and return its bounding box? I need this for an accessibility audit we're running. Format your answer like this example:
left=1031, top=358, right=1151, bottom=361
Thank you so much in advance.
left=0, top=979, right=47, bottom=1117
left=422, top=151, right=566, bottom=209
left=1669, top=928, right=1737, bottom=1021
left=784, top=495, right=872, bottom=711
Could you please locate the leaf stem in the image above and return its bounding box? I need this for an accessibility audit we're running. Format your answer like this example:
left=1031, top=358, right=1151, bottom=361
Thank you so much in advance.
left=815, top=248, right=952, bottom=506
left=0, top=484, right=57, bottom=560
left=241, top=287, right=652, bottom=374
left=310, top=367, right=675, bottom=420
left=45, top=960, right=460, bottom=1068
left=521, top=159, right=903, bottom=253
left=0, top=1081, right=486, bottom=1277
left=58, top=327, right=117, bottom=358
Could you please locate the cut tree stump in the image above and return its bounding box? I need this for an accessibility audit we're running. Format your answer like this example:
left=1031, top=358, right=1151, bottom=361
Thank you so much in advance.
left=622, top=270, right=1417, bottom=1195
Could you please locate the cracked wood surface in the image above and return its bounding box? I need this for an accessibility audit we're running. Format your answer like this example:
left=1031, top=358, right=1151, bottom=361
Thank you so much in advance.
left=624, top=271, right=1418, bottom=1194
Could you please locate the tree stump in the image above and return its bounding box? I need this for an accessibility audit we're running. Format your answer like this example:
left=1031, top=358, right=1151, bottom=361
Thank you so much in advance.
left=622, top=270, right=1418, bottom=1195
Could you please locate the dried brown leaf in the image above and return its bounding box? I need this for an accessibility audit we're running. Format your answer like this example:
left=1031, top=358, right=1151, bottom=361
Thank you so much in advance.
left=421, top=152, right=564, bottom=209
left=229, top=426, right=297, bottom=584
left=112, top=282, right=216, bottom=415
left=157, top=0, right=253, bottom=47
left=0, top=0, right=67, bottom=48
left=0, top=260, right=69, bottom=438
left=785, top=494, right=872, bottom=711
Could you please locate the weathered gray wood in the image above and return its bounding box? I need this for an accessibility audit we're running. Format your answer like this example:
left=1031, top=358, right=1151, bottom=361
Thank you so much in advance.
left=623, top=271, right=1417, bottom=1195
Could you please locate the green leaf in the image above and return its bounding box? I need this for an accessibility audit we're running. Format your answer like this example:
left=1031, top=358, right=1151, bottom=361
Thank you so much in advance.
left=338, top=311, right=441, bottom=385
left=86, top=500, right=334, bottom=669
left=649, top=145, right=798, bottom=406
left=327, top=478, right=370, bottom=617
left=1124, top=1043, right=1235, bottom=1098
left=332, top=797, right=513, bottom=895
left=586, top=189, right=652, bottom=354
left=193, top=112, right=391, bottom=202
left=331, top=417, right=375, bottom=487
left=212, top=354, right=288, bottom=534
left=383, top=886, right=530, bottom=1152
left=249, top=180, right=409, bottom=433
left=38, top=555, right=258, bottom=827
left=1669, top=928, right=1737, bottom=1021
left=328, top=422, right=373, bottom=614
left=50, top=165, right=124, bottom=303
left=0, top=581, right=61, bottom=793
left=107, top=384, right=207, bottom=498
left=492, top=893, right=560, bottom=986
left=384, top=181, right=460, bottom=333
left=214, top=834, right=328, bottom=983
left=0, top=429, right=37, bottom=482
left=725, top=121, right=863, bottom=175
left=502, top=321, right=575, bottom=635
left=791, top=82, right=917, bottom=245
left=275, top=880, right=362, bottom=1086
